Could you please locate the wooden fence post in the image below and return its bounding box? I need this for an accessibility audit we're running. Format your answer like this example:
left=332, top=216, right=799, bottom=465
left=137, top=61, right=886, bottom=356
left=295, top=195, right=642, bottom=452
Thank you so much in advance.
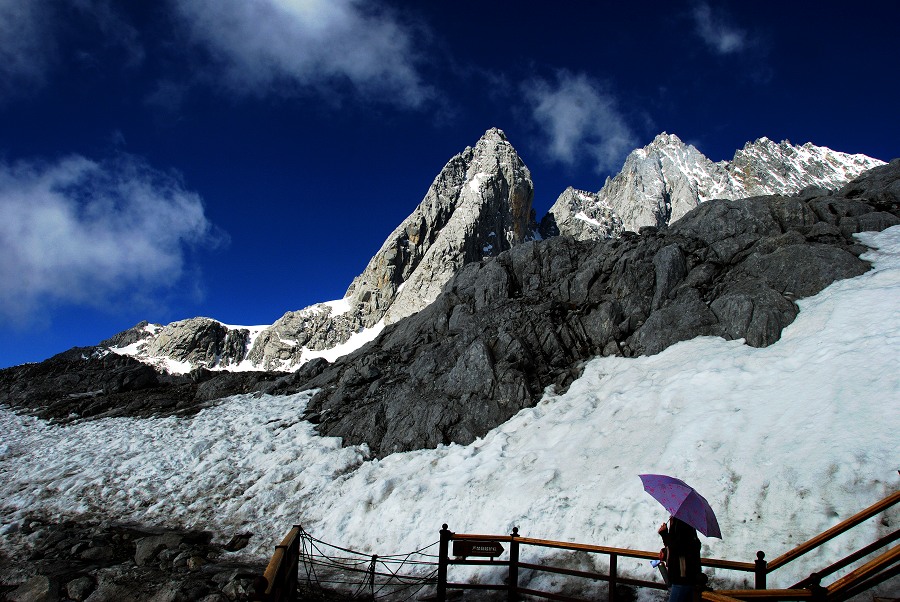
left=807, top=572, right=827, bottom=602
left=437, top=525, right=450, bottom=602
left=508, top=527, right=520, bottom=602
left=608, top=552, right=618, bottom=602
left=754, top=551, right=767, bottom=589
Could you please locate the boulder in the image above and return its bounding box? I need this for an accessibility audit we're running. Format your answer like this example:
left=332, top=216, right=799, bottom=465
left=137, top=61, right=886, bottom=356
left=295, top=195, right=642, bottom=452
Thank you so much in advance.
left=7, top=575, right=58, bottom=602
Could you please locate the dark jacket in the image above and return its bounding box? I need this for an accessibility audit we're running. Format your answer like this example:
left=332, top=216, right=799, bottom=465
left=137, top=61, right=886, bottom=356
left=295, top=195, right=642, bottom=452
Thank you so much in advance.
left=659, top=518, right=702, bottom=585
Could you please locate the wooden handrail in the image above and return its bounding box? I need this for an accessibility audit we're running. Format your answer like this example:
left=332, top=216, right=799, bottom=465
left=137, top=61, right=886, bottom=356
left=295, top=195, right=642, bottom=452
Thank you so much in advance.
left=709, top=589, right=813, bottom=600
left=825, top=543, right=900, bottom=594
left=262, top=547, right=285, bottom=592
left=515, top=536, right=659, bottom=560
left=791, top=528, right=900, bottom=587
left=700, top=558, right=757, bottom=572
left=261, top=526, right=301, bottom=598
left=768, top=490, right=900, bottom=570
left=454, top=533, right=756, bottom=571
left=702, top=592, right=747, bottom=602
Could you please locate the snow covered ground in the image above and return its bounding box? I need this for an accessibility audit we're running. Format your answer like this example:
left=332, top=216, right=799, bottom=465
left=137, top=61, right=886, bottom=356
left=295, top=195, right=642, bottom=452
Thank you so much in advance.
left=2, top=227, right=898, bottom=598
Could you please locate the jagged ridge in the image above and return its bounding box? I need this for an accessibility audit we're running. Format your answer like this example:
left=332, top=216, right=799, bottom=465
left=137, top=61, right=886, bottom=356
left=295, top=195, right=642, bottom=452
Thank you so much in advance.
left=79, top=132, right=884, bottom=375
left=547, top=133, right=885, bottom=236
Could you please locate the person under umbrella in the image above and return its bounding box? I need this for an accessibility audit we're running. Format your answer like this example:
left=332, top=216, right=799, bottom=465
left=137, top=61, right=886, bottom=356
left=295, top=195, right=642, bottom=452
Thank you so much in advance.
left=639, top=474, right=722, bottom=602
left=657, top=516, right=702, bottom=602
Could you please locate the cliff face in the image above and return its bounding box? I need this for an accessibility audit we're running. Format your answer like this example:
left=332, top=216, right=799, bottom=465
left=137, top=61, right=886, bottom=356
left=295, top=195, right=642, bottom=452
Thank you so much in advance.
left=347, top=126, right=535, bottom=326
left=551, top=133, right=886, bottom=237
left=91, top=128, right=535, bottom=373
left=12, top=131, right=885, bottom=377
left=273, top=160, right=900, bottom=457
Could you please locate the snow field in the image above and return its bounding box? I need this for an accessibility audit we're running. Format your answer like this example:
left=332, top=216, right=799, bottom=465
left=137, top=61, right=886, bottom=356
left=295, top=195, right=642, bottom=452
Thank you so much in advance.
left=1, top=227, right=898, bottom=598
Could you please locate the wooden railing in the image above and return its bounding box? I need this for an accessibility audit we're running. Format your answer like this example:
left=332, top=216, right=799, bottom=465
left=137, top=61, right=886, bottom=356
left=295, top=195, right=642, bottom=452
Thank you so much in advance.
left=253, top=525, right=301, bottom=602
left=437, top=525, right=754, bottom=602
left=702, top=489, right=900, bottom=601
left=436, top=490, right=900, bottom=602
left=255, top=490, right=898, bottom=602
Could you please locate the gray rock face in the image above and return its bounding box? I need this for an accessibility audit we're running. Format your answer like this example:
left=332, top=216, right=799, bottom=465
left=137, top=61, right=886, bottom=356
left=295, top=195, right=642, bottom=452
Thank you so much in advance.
left=243, top=301, right=361, bottom=371
left=143, top=318, right=251, bottom=369
left=555, top=133, right=886, bottom=236
left=278, top=159, right=900, bottom=457
left=0, top=515, right=267, bottom=602
left=343, top=126, right=535, bottom=328
left=92, top=131, right=882, bottom=375
left=539, top=187, right=623, bottom=240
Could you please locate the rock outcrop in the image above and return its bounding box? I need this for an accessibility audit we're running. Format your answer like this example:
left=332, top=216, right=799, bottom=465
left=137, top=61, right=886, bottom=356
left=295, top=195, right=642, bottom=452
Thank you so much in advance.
left=142, top=318, right=251, bottom=370
left=539, top=187, right=623, bottom=240
left=271, top=160, right=900, bottom=457
left=80, top=131, right=883, bottom=376
left=0, top=514, right=266, bottom=602
left=245, top=127, right=535, bottom=370
left=553, top=133, right=885, bottom=236
left=94, top=128, right=536, bottom=373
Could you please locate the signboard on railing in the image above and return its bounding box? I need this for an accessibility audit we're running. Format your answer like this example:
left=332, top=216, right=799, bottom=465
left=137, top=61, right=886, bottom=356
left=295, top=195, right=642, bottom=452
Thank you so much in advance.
left=452, top=540, right=505, bottom=558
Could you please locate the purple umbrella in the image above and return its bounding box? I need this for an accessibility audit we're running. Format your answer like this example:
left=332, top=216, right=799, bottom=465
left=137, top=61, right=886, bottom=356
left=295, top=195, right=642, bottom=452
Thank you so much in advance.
left=639, top=474, right=722, bottom=538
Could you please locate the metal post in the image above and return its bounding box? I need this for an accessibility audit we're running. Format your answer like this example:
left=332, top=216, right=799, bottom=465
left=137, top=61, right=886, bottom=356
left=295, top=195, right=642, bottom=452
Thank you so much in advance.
left=608, top=552, right=618, bottom=602
left=437, top=525, right=450, bottom=602
left=369, top=554, right=378, bottom=600
left=508, top=527, right=520, bottom=602
left=755, top=551, right=767, bottom=589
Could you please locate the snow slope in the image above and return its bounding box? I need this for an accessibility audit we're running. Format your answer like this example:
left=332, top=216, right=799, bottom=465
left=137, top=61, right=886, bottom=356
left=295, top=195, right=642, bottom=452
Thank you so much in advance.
left=1, top=227, right=898, bottom=597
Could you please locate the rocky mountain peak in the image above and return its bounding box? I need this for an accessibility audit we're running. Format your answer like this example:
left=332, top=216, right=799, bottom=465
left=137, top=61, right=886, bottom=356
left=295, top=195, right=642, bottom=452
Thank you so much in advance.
left=92, top=129, right=884, bottom=375
left=376, top=127, right=534, bottom=323
left=224, top=128, right=535, bottom=370
left=648, top=131, right=686, bottom=149
left=479, top=126, right=509, bottom=143
left=552, top=135, right=886, bottom=236
left=539, top=187, right=623, bottom=241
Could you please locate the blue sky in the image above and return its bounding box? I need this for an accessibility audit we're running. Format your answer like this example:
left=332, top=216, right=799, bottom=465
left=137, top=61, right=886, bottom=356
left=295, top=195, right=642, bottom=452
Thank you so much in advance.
left=1, top=1, right=898, bottom=369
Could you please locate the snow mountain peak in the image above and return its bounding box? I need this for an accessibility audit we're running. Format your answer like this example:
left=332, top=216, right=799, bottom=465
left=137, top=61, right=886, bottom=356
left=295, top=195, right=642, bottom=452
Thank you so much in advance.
left=552, top=134, right=886, bottom=235
left=102, top=130, right=884, bottom=374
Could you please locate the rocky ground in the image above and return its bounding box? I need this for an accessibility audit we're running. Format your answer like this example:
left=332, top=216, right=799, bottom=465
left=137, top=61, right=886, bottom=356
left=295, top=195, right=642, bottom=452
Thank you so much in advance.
left=0, top=514, right=269, bottom=601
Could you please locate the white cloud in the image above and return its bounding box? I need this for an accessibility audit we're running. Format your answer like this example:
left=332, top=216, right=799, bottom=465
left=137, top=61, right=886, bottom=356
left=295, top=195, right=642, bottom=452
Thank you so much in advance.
left=0, top=1, right=54, bottom=97
left=524, top=72, right=637, bottom=174
left=170, top=0, right=431, bottom=107
left=692, top=2, right=747, bottom=55
left=0, top=155, right=221, bottom=323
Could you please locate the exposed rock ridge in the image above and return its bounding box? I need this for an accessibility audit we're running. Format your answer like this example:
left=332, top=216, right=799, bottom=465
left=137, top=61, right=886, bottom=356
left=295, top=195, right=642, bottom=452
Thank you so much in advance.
left=352, top=127, right=535, bottom=325
left=272, top=159, right=900, bottom=457
left=241, top=127, right=535, bottom=370
left=64, top=131, right=881, bottom=375
left=2, top=162, right=897, bottom=439
left=97, top=128, right=535, bottom=373
left=553, top=133, right=886, bottom=236
left=539, top=187, right=623, bottom=240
